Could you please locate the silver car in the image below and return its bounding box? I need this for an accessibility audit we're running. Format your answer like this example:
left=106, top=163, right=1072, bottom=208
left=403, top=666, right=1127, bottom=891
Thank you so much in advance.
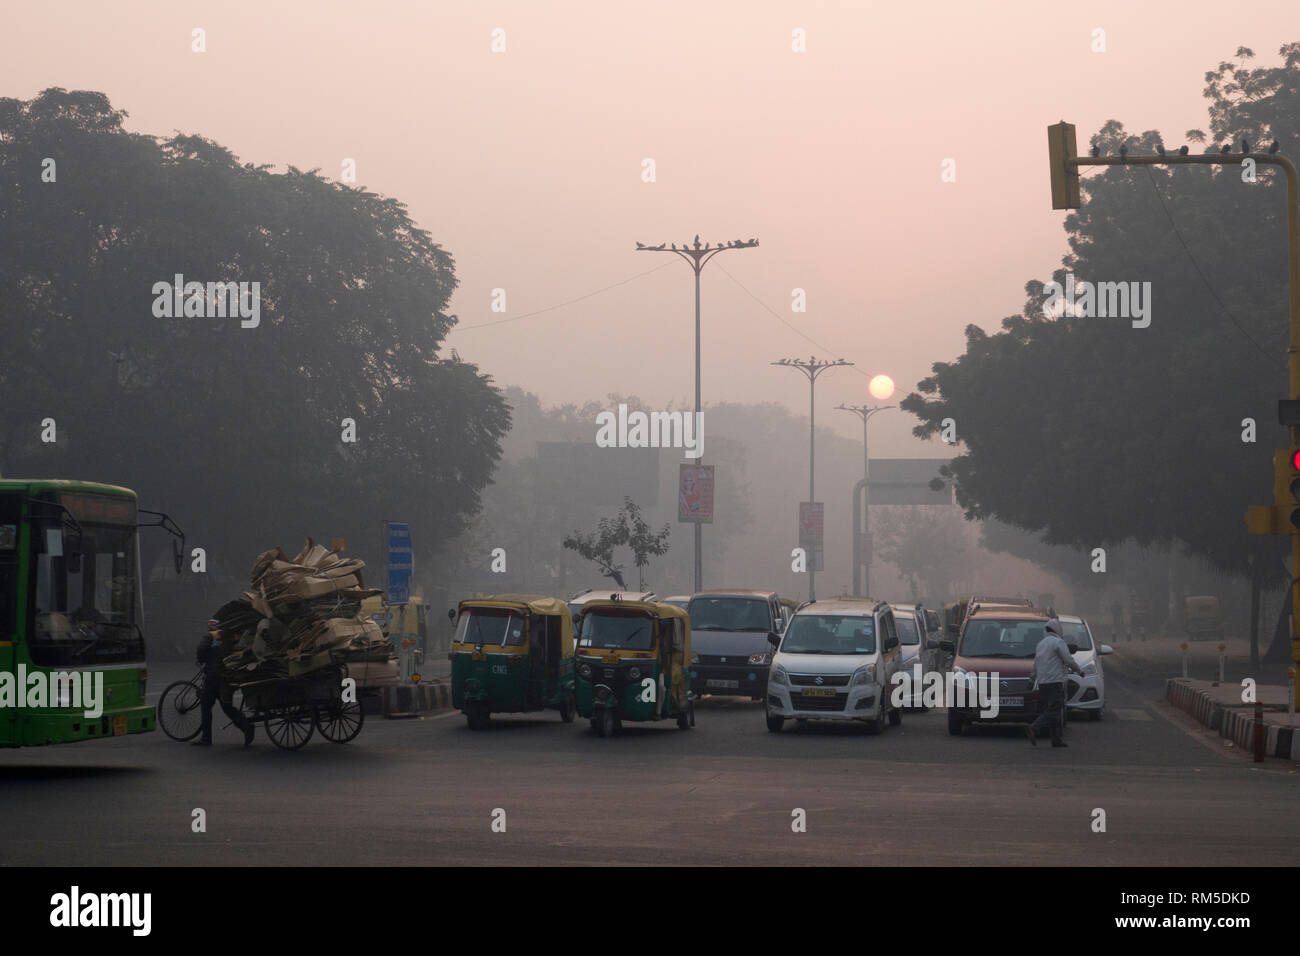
left=1058, top=614, right=1111, bottom=720
left=889, top=603, right=942, bottom=709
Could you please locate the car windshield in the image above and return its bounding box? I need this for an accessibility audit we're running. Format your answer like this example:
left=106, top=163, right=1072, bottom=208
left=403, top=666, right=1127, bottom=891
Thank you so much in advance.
left=781, top=615, right=876, bottom=655
left=456, top=607, right=526, bottom=646
left=959, top=618, right=1047, bottom=659
left=578, top=609, right=654, bottom=650
left=31, top=514, right=144, bottom=667
left=894, top=614, right=920, bottom=645
left=689, top=597, right=771, bottom=632
left=1061, top=622, right=1093, bottom=650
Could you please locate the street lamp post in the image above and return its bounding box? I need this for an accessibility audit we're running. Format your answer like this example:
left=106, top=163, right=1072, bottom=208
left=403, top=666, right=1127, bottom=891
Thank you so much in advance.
left=836, top=403, right=895, bottom=597
left=636, top=236, right=759, bottom=593
left=772, top=357, right=854, bottom=602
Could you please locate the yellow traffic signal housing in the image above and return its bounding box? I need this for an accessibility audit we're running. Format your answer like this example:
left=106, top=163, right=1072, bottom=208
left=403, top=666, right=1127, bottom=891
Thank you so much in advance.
left=1047, top=122, right=1081, bottom=210
left=1249, top=448, right=1300, bottom=534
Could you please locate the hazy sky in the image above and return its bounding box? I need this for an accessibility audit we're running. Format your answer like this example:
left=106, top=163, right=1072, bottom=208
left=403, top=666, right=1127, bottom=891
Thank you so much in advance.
left=7, top=0, right=1297, bottom=455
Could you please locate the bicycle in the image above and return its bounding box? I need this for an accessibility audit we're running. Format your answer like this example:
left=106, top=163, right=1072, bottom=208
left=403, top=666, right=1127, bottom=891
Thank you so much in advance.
left=156, top=668, right=251, bottom=742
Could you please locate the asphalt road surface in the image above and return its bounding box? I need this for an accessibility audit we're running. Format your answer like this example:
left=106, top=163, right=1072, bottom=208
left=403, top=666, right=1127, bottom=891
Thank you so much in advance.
left=2, top=646, right=1297, bottom=866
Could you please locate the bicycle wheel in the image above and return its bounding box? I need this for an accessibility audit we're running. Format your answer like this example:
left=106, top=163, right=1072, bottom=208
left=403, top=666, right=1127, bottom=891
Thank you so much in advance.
left=264, top=703, right=316, bottom=750
left=157, top=680, right=203, bottom=741
left=315, top=699, right=364, bottom=743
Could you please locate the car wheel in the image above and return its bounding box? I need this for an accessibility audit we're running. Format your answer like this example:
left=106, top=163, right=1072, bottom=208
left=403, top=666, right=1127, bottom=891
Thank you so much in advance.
left=888, top=705, right=902, bottom=727
left=766, top=712, right=785, bottom=733
left=865, top=711, right=884, bottom=735
left=947, top=710, right=964, bottom=736
left=1089, top=707, right=1103, bottom=722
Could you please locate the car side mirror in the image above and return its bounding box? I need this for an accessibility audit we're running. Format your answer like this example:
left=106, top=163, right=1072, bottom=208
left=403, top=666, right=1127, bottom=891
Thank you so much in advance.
left=767, top=631, right=781, bottom=647
left=1098, top=644, right=1114, bottom=655
left=447, top=608, right=456, bottom=622
left=939, top=639, right=955, bottom=653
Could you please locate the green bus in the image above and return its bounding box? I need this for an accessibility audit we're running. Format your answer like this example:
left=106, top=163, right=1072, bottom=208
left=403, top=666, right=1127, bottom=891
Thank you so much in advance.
left=0, top=479, right=183, bottom=747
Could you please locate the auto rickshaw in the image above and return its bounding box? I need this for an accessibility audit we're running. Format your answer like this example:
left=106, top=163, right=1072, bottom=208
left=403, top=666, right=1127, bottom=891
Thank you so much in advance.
left=574, top=598, right=695, bottom=737
left=449, top=594, right=576, bottom=730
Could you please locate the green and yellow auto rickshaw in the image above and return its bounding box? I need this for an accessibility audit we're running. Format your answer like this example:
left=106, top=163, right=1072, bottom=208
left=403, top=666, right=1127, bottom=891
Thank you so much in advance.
left=449, top=595, right=576, bottom=730
left=574, top=599, right=695, bottom=737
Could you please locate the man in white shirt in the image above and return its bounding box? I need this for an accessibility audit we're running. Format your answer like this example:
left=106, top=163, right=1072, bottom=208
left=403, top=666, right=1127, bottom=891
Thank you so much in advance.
left=1026, top=619, right=1083, bottom=748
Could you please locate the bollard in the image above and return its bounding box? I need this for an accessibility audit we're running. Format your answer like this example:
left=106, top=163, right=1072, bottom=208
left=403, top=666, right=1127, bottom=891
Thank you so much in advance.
left=1180, top=642, right=1189, bottom=679
left=1215, top=643, right=1226, bottom=686
left=1290, top=667, right=1296, bottom=727
left=1254, top=696, right=1265, bottom=762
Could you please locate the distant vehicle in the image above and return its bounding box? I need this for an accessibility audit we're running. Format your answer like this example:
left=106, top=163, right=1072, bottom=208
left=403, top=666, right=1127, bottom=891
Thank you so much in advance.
left=661, top=595, right=692, bottom=610
left=567, top=589, right=656, bottom=626
left=1183, top=595, right=1223, bottom=641
left=1057, top=614, right=1111, bottom=720
left=942, top=603, right=1061, bottom=738
left=890, top=603, right=942, bottom=708
left=765, top=599, right=902, bottom=734
left=687, top=589, right=786, bottom=700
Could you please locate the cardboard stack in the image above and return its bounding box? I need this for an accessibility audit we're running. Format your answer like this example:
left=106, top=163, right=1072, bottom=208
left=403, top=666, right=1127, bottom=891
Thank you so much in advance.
left=218, top=539, right=397, bottom=685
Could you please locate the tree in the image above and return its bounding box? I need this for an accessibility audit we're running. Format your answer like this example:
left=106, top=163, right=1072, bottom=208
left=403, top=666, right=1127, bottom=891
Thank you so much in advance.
left=563, top=497, right=670, bottom=590
left=0, top=89, right=510, bottom=634
left=902, top=44, right=1300, bottom=584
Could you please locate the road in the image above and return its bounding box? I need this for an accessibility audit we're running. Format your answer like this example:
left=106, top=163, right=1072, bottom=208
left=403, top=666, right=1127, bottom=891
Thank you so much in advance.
left=1, top=644, right=1297, bottom=866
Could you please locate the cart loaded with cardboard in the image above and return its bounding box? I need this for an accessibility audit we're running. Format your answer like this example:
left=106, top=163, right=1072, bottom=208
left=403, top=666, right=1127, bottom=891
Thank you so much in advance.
left=212, top=540, right=398, bottom=749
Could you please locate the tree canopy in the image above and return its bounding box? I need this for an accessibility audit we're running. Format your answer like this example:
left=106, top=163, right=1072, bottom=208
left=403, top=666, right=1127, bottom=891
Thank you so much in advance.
left=902, top=44, right=1300, bottom=582
left=0, top=89, right=510, bottom=625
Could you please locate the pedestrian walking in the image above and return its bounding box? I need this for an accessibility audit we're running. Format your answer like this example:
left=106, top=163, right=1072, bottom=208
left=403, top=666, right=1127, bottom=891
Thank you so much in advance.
left=1026, top=619, right=1083, bottom=748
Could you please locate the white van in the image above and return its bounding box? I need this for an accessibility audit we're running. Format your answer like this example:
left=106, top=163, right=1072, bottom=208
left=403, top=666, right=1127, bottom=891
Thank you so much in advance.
left=765, top=599, right=902, bottom=734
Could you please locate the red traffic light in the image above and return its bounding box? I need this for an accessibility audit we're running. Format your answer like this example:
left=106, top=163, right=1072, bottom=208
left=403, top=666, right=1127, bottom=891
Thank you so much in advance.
left=1291, top=448, right=1300, bottom=472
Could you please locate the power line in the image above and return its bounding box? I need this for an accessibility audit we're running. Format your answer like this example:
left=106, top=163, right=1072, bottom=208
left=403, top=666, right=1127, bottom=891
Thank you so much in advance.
left=1143, top=165, right=1282, bottom=369
left=713, top=261, right=873, bottom=381
left=449, top=260, right=674, bottom=331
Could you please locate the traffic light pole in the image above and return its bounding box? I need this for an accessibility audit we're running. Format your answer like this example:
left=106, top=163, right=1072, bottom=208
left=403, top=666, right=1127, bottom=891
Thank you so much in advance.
left=1049, top=122, right=1300, bottom=673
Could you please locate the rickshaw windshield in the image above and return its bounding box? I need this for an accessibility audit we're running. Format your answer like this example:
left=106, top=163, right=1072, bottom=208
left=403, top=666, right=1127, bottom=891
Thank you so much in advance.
left=579, top=609, right=654, bottom=651
left=456, top=607, right=526, bottom=646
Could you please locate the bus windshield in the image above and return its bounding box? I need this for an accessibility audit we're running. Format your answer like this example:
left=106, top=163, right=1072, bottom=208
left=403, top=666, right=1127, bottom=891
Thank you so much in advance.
left=31, top=517, right=144, bottom=667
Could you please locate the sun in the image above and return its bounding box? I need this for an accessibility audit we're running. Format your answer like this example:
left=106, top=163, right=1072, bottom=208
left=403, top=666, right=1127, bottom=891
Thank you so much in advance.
left=868, top=374, right=895, bottom=401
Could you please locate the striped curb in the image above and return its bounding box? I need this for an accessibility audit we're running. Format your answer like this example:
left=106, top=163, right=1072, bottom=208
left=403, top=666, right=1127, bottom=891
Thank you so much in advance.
left=1165, top=678, right=1298, bottom=760
left=358, top=680, right=453, bottom=717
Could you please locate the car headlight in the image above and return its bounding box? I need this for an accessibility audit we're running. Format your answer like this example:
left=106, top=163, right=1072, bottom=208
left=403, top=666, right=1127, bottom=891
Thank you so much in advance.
left=769, top=664, right=789, bottom=686
left=1081, top=661, right=1098, bottom=676
left=579, top=663, right=592, bottom=678
left=850, top=664, right=875, bottom=687
left=628, top=666, right=641, bottom=680
left=748, top=653, right=768, bottom=665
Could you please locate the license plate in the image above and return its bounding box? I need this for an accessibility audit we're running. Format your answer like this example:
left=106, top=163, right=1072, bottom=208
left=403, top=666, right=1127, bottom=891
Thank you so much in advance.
left=999, top=696, right=1023, bottom=707
left=112, top=714, right=127, bottom=736
left=801, top=688, right=837, bottom=698
left=706, top=679, right=739, bottom=689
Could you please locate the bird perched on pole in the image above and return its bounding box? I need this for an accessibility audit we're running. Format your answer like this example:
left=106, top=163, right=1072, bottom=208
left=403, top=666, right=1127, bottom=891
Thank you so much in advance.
left=1269, top=140, right=1281, bottom=155
left=1090, top=146, right=1101, bottom=157
left=1178, top=145, right=1189, bottom=155
left=1156, top=144, right=1166, bottom=157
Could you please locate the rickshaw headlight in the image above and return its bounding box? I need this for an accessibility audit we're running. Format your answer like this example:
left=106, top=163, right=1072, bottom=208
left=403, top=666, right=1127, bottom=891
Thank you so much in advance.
left=579, top=663, right=592, bottom=679
left=628, top=666, right=641, bottom=680
left=691, top=653, right=700, bottom=664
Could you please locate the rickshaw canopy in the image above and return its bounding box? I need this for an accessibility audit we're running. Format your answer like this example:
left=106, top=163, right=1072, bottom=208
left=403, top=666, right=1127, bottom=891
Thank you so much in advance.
left=456, top=594, right=574, bottom=656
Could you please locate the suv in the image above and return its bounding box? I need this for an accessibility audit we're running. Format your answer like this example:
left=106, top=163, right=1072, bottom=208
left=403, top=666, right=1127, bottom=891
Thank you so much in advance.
left=765, top=599, right=902, bottom=734
left=687, top=590, right=786, bottom=699
left=942, top=603, right=1061, bottom=737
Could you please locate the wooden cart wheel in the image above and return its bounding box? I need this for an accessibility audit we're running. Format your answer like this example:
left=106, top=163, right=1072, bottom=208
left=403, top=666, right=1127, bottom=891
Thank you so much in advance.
left=264, top=702, right=316, bottom=750
left=316, top=699, right=364, bottom=743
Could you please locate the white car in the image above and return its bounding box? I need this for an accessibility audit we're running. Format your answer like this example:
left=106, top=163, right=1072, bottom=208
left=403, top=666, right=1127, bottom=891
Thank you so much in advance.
left=1058, top=614, right=1111, bottom=720
left=765, top=599, right=902, bottom=734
